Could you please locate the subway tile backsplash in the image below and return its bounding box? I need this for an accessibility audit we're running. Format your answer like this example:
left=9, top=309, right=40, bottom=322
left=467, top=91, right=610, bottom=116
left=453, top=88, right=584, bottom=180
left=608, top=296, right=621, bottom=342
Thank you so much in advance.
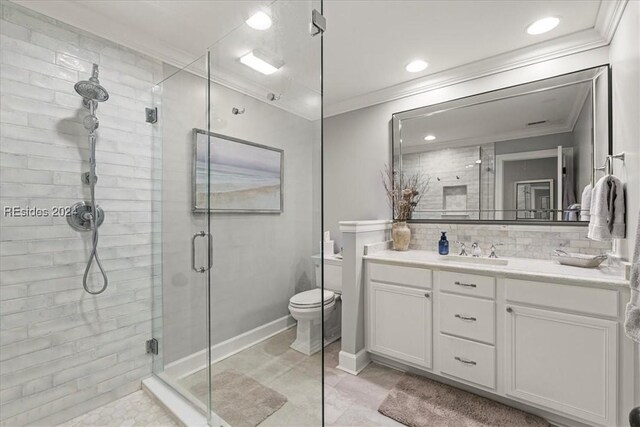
left=409, top=223, right=612, bottom=259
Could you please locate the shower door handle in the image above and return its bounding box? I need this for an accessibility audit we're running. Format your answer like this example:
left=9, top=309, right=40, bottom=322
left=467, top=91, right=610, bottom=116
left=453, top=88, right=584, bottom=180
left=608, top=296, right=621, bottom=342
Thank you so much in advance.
left=191, top=231, right=213, bottom=273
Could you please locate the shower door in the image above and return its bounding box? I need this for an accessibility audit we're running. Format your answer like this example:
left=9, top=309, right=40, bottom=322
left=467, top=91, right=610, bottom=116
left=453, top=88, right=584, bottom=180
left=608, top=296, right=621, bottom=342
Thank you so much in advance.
left=153, top=1, right=324, bottom=425
left=151, top=53, right=218, bottom=423
left=205, top=0, right=324, bottom=425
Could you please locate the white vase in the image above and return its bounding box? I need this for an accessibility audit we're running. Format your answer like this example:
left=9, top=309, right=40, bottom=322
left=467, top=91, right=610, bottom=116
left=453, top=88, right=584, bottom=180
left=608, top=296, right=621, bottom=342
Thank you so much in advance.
left=392, top=221, right=411, bottom=251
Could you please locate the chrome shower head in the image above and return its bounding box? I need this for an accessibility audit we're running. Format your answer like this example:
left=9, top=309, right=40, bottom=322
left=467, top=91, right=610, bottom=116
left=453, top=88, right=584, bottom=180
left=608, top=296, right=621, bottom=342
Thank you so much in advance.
left=83, top=115, right=99, bottom=132
left=75, top=64, right=109, bottom=102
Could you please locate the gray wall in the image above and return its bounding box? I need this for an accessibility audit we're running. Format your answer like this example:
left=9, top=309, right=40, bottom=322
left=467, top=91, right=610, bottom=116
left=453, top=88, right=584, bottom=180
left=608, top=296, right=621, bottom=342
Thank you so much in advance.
left=494, top=132, right=573, bottom=155
left=610, top=0, right=639, bottom=261
left=161, top=64, right=319, bottom=364
left=323, top=107, right=391, bottom=253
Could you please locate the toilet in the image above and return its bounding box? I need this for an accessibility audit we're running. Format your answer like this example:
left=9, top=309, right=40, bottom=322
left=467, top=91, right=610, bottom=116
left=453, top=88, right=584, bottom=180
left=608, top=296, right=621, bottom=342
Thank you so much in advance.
left=288, top=255, right=342, bottom=355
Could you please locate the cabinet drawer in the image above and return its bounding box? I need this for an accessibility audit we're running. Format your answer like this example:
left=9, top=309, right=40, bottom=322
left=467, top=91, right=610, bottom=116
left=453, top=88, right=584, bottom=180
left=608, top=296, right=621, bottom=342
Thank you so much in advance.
left=439, top=334, right=495, bottom=389
left=439, top=271, right=495, bottom=299
left=505, top=279, right=618, bottom=317
left=369, top=262, right=432, bottom=289
left=440, top=293, right=495, bottom=344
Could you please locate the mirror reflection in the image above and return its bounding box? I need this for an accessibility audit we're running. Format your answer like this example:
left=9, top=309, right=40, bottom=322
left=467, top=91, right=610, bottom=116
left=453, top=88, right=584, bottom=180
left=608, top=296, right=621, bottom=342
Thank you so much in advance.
left=393, top=66, right=610, bottom=223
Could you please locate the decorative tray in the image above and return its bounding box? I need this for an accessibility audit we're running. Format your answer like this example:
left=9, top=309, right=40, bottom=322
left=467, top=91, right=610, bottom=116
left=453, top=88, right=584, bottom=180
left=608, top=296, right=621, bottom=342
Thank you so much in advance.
left=552, top=249, right=608, bottom=268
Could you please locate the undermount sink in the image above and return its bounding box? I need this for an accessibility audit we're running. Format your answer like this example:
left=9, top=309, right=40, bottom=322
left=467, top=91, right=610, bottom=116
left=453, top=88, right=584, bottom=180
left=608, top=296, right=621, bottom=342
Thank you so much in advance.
left=438, top=254, right=509, bottom=265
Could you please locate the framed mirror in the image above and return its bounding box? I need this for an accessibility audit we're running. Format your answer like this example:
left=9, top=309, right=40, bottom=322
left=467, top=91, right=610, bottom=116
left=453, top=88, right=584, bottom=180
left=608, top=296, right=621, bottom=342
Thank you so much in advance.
left=392, top=65, right=611, bottom=225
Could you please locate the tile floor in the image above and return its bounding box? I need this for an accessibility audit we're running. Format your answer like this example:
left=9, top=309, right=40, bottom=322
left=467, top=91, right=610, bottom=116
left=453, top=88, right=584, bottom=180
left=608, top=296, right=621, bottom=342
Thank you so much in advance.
left=178, top=327, right=405, bottom=426
left=56, top=390, right=179, bottom=427
left=57, top=328, right=406, bottom=426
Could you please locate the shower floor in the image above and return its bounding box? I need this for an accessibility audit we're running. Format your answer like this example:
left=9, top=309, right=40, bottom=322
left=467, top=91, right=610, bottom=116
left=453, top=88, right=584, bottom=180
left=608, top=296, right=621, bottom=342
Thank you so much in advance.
left=56, top=390, right=178, bottom=427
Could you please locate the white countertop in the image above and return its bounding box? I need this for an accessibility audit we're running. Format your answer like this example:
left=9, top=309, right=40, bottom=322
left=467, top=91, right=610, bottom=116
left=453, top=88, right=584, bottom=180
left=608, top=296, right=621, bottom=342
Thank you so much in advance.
left=363, top=250, right=629, bottom=288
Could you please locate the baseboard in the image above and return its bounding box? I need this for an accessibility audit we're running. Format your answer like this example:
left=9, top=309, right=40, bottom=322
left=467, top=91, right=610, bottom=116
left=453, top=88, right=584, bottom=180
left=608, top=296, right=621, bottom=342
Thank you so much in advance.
left=337, top=348, right=371, bottom=375
left=164, top=315, right=296, bottom=380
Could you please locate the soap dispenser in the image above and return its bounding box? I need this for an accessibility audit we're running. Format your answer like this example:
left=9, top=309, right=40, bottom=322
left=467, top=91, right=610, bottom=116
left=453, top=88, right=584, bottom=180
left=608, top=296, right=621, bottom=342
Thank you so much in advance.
left=439, top=232, right=449, bottom=255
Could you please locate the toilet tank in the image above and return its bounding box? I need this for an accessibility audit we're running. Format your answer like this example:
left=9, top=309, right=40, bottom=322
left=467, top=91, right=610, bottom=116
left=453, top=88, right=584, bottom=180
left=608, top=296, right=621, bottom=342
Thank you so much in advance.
left=312, top=254, right=342, bottom=293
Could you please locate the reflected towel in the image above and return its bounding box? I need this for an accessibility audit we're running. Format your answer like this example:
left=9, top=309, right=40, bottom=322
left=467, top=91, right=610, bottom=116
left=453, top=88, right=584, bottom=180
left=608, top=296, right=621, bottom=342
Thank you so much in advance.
left=588, top=175, right=625, bottom=241
left=624, top=208, right=640, bottom=344
left=580, top=184, right=592, bottom=222
left=563, top=173, right=576, bottom=208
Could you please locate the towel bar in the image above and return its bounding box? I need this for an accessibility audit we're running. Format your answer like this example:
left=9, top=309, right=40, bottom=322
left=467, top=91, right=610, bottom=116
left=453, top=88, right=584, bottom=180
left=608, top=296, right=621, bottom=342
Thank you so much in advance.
left=595, top=152, right=625, bottom=175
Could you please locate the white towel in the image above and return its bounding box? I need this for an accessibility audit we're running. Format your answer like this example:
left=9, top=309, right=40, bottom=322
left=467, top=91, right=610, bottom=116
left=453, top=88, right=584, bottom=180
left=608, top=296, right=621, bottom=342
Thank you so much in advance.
left=588, top=175, right=625, bottom=241
left=624, top=208, right=640, bottom=343
left=580, top=184, right=592, bottom=222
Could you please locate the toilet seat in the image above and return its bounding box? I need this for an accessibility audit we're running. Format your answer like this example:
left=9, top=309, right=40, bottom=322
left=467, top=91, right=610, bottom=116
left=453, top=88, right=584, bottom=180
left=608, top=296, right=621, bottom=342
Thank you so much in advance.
left=289, top=289, right=334, bottom=309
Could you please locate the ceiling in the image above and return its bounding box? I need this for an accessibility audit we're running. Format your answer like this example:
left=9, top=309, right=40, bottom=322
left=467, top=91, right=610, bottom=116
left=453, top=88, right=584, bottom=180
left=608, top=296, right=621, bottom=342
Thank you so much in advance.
left=323, top=1, right=600, bottom=105
left=15, top=0, right=624, bottom=119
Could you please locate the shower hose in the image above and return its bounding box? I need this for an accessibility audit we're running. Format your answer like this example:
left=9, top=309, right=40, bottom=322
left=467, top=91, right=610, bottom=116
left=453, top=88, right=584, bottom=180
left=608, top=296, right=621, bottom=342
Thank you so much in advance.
left=83, top=132, right=108, bottom=294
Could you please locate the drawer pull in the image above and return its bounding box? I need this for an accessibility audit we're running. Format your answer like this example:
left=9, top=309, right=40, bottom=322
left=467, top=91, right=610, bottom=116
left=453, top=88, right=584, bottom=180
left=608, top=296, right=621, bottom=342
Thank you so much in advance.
left=424, top=292, right=430, bottom=298
left=454, top=281, right=477, bottom=288
left=454, top=356, right=477, bottom=366
left=454, top=314, right=477, bottom=322
left=506, top=307, right=513, bottom=313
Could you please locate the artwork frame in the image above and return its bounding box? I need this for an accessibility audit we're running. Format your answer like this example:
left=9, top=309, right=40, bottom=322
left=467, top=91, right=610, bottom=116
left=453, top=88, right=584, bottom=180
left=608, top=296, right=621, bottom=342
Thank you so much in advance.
left=192, top=128, right=284, bottom=214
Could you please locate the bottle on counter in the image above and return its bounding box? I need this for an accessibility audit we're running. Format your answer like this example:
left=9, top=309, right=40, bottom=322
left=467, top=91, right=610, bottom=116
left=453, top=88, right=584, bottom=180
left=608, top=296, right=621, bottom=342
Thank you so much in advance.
left=439, top=231, right=449, bottom=255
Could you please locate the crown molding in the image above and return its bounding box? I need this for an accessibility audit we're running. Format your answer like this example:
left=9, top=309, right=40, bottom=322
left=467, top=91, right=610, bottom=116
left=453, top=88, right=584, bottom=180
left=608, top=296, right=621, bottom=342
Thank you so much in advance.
left=594, top=0, right=628, bottom=43
left=565, top=83, right=591, bottom=132
left=325, top=0, right=628, bottom=118
left=324, top=29, right=607, bottom=117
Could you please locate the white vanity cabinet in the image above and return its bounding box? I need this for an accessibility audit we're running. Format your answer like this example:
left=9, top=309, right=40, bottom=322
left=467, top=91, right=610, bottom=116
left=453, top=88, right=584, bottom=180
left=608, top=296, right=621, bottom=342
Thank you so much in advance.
left=366, top=263, right=433, bottom=368
left=504, top=279, right=619, bottom=426
left=368, top=282, right=432, bottom=368
left=363, top=256, right=634, bottom=427
left=504, top=305, right=617, bottom=426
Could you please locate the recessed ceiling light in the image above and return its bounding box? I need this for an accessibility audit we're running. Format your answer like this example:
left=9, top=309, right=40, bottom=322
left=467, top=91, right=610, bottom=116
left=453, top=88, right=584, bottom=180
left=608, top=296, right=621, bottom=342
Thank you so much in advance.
left=246, top=11, right=272, bottom=30
left=526, top=17, right=560, bottom=35
left=240, top=50, right=283, bottom=75
left=424, top=134, right=436, bottom=141
left=406, top=60, right=428, bottom=73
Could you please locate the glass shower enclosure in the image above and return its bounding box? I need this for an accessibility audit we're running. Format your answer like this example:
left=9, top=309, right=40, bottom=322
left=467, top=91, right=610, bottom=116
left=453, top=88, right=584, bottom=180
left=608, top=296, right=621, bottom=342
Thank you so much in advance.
left=151, top=1, right=323, bottom=425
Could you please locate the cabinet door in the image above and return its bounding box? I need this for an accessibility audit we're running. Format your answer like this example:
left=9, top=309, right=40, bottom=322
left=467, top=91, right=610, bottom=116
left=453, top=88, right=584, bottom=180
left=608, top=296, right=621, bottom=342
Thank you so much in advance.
left=367, top=282, right=432, bottom=368
left=505, top=305, right=617, bottom=426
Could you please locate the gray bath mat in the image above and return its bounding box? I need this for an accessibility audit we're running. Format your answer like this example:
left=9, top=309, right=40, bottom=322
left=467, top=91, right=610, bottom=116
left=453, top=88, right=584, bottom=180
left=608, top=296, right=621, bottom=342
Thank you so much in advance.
left=190, top=370, right=287, bottom=427
left=378, top=373, right=549, bottom=427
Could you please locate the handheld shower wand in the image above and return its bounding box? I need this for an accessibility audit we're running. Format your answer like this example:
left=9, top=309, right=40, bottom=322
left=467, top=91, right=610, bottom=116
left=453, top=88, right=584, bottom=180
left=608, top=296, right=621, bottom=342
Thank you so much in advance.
left=68, top=64, right=109, bottom=295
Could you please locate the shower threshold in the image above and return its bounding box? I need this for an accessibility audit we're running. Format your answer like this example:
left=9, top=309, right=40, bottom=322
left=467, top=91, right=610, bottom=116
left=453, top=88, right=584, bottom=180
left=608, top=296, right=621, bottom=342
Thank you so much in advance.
left=143, top=376, right=228, bottom=427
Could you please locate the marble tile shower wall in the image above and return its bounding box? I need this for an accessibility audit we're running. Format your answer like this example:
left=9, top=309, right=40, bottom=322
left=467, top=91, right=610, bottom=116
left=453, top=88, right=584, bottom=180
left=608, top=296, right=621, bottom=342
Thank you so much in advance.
left=0, top=2, right=162, bottom=426
left=409, top=223, right=612, bottom=259
left=403, top=144, right=494, bottom=219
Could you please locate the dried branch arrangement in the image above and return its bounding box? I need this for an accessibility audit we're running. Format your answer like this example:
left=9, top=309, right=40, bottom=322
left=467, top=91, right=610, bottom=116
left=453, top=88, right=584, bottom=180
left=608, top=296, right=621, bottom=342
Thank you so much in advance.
left=381, top=165, right=430, bottom=221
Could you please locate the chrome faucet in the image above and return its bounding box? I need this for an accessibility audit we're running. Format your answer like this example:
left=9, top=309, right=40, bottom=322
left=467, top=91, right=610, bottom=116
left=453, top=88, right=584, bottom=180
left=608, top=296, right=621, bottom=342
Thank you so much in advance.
left=471, top=242, right=482, bottom=257
left=456, top=241, right=468, bottom=256
left=488, top=243, right=503, bottom=258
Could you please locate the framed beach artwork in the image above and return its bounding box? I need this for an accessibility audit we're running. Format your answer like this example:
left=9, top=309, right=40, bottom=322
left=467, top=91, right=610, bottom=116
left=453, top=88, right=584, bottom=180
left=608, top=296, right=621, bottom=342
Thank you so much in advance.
left=193, top=129, right=283, bottom=213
